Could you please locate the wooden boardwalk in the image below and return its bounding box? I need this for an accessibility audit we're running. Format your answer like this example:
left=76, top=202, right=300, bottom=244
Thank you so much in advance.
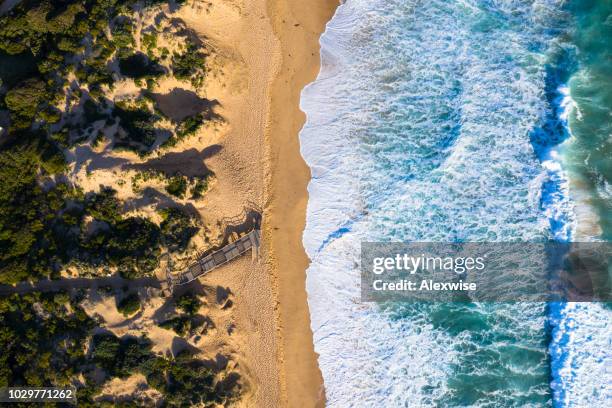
left=167, top=229, right=261, bottom=288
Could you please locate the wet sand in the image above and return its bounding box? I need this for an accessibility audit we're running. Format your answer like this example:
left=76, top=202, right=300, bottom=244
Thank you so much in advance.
left=263, top=0, right=338, bottom=406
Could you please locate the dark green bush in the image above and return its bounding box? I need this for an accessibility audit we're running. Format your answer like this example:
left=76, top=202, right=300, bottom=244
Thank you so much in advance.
left=111, top=17, right=135, bottom=58
left=0, top=51, right=38, bottom=88
left=0, top=141, right=69, bottom=284
left=116, top=293, right=141, bottom=316
left=113, top=104, right=159, bottom=152
left=89, top=333, right=241, bottom=405
left=83, top=99, right=107, bottom=123
left=159, top=292, right=203, bottom=336
left=172, top=42, right=206, bottom=80
left=0, top=294, right=241, bottom=404
left=165, top=175, right=188, bottom=198
left=190, top=177, right=209, bottom=198
left=176, top=113, right=205, bottom=138
left=159, top=315, right=192, bottom=336
left=91, top=333, right=153, bottom=378
left=85, top=187, right=122, bottom=223
left=160, top=208, right=198, bottom=251
left=83, top=213, right=161, bottom=279
left=176, top=292, right=201, bottom=316
left=4, top=78, right=47, bottom=128
left=0, top=292, right=95, bottom=387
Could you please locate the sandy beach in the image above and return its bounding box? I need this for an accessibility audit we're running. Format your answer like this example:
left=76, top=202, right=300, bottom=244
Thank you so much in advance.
left=174, top=0, right=338, bottom=406
left=263, top=1, right=338, bottom=406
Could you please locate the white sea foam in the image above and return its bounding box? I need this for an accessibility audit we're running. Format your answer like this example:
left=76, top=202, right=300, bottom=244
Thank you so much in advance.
left=549, top=302, right=612, bottom=407
left=301, top=3, right=457, bottom=405
left=547, top=82, right=611, bottom=408
left=299, top=0, right=606, bottom=406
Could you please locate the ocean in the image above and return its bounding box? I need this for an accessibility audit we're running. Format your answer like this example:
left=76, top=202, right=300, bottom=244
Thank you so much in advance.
left=299, top=0, right=611, bottom=407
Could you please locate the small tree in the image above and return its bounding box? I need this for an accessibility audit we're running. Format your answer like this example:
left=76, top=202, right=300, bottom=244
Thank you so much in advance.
left=116, top=293, right=141, bottom=317
left=176, top=292, right=201, bottom=316
left=4, top=79, right=46, bottom=128
left=165, top=175, right=187, bottom=198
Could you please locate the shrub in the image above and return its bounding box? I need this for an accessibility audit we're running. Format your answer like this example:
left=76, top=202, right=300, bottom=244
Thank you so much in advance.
left=0, top=293, right=95, bottom=387
left=172, top=42, right=206, bottom=81
left=190, top=177, right=209, bottom=198
left=165, top=175, right=187, bottom=198
left=91, top=333, right=153, bottom=378
left=111, top=17, right=135, bottom=58
left=159, top=315, right=192, bottom=336
left=176, top=113, right=205, bottom=139
left=113, top=104, right=159, bottom=151
left=159, top=208, right=198, bottom=251
left=0, top=51, right=38, bottom=88
left=91, top=334, right=122, bottom=373
left=4, top=79, right=47, bottom=128
left=116, top=293, right=141, bottom=316
left=147, top=352, right=227, bottom=407
left=83, top=99, right=107, bottom=123
left=176, top=292, right=201, bottom=316
left=85, top=187, right=122, bottom=223
left=0, top=142, right=70, bottom=284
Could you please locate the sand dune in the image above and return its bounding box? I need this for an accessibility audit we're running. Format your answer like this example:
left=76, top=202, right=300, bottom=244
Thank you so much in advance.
left=66, top=0, right=337, bottom=405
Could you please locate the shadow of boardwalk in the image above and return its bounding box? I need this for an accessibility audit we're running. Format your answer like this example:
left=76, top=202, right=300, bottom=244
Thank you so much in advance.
left=214, top=201, right=262, bottom=250
left=0, top=276, right=161, bottom=296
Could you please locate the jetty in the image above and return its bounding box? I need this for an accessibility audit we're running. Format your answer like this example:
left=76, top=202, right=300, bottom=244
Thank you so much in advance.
left=166, top=229, right=261, bottom=288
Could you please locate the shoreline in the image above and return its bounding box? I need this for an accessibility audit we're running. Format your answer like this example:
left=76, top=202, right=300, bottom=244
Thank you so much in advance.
left=263, top=0, right=338, bottom=406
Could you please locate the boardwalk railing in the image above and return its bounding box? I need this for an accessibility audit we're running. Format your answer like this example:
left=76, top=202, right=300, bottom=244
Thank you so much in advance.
left=167, top=229, right=261, bottom=287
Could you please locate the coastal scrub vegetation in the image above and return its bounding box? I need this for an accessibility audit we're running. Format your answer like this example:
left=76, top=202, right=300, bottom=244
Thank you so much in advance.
left=159, top=314, right=203, bottom=337
left=0, top=0, right=233, bottom=404
left=0, top=170, right=201, bottom=283
left=118, top=52, right=165, bottom=79
left=0, top=160, right=160, bottom=283
left=0, top=0, right=215, bottom=284
left=112, top=102, right=160, bottom=153
left=0, top=292, right=95, bottom=387
left=162, top=112, right=207, bottom=148
left=0, top=0, right=217, bottom=155
left=159, top=291, right=212, bottom=337
left=89, top=332, right=240, bottom=406
left=165, top=174, right=189, bottom=198
left=164, top=172, right=212, bottom=200
left=176, top=292, right=201, bottom=315
left=0, top=293, right=241, bottom=405
left=191, top=175, right=211, bottom=198
left=116, top=292, right=141, bottom=316
left=172, top=41, right=207, bottom=88
left=160, top=207, right=199, bottom=252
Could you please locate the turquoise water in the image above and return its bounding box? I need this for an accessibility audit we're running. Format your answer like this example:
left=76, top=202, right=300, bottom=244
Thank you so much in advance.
left=300, top=0, right=610, bottom=406
left=562, top=0, right=612, bottom=240
left=547, top=2, right=612, bottom=406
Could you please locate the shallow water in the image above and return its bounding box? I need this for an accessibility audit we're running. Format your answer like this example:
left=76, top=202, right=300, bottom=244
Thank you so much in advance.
left=300, top=0, right=610, bottom=406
